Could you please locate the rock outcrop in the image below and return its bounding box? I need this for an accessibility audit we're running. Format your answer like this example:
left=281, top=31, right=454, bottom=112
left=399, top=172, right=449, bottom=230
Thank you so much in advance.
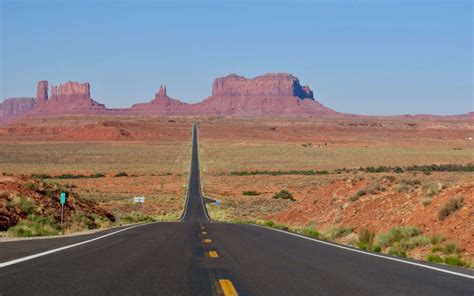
left=129, top=85, right=189, bottom=115
left=36, top=80, right=48, bottom=104
left=30, top=81, right=107, bottom=115
left=192, top=73, right=335, bottom=116
left=0, top=97, right=36, bottom=124
left=212, top=73, right=314, bottom=99
left=1, top=73, right=339, bottom=122
left=156, top=85, right=167, bottom=98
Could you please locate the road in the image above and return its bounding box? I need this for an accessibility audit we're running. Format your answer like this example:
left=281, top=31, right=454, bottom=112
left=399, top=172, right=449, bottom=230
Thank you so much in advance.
left=1, top=125, right=473, bottom=295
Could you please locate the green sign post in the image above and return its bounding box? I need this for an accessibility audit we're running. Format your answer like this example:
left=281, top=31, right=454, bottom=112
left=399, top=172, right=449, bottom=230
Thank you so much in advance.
left=60, top=192, right=67, bottom=224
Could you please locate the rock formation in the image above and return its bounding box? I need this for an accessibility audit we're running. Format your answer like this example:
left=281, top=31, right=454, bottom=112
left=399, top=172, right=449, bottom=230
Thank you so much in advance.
left=212, top=73, right=314, bottom=99
left=50, top=81, right=91, bottom=102
left=36, top=80, right=48, bottom=104
left=130, top=85, right=189, bottom=115
left=0, top=97, right=36, bottom=123
left=1, top=73, right=339, bottom=122
left=156, top=85, right=167, bottom=98
left=192, top=73, right=335, bottom=116
left=30, top=81, right=106, bottom=115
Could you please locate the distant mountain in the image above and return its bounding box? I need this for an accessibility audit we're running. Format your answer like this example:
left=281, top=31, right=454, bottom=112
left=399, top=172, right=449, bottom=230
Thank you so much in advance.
left=0, top=73, right=470, bottom=124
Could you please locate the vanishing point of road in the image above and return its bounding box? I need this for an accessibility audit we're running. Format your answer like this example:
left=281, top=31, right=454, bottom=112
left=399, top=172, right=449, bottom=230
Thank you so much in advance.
left=1, top=125, right=473, bottom=295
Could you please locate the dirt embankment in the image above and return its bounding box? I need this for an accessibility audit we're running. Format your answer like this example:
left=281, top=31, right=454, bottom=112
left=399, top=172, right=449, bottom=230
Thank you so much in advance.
left=269, top=177, right=473, bottom=260
left=0, top=176, right=115, bottom=234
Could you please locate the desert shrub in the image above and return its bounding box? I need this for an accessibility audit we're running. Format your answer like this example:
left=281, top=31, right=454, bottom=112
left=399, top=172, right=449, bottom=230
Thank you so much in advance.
left=382, top=175, right=396, bottom=182
left=55, top=173, right=105, bottom=179
left=430, top=234, right=445, bottom=245
left=264, top=222, right=290, bottom=231
left=121, top=212, right=155, bottom=224
left=366, top=181, right=382, bottom=193
left=230, top=170, right=329, bottom=176
left=356, top=164, right=473, bottom=174
left=73, top=212, right=98, bottom=230
left=431, top=245, right=443, bottom=253
left=272, top=190, right=294, bottom=201
left=421, top=182, right=442, bottom=197
left=6, top=196, right=34, bottom=215
left=24, top=181, right=40, bottom=191
left=393, top=184, right=412, bottom=193
left=275, top=224, right=290, bottom=231
left=403, top=236, right=431, bottom=249
left=115, top=172, right=128, bottom=177
left=301, top=227, right=320, bottom=239
left=400, top=179, right=421, bottom=186
left=301, top=143, right=313, bottom=147
left=42, top=182, right=69, bottom=200
left=386, top=235, right=429, bottom=258
left=350, top=181, right=382, bottom=202
left=373, top=245, right=382, bottom=253
left=377, top=226, right=420, bottom=247
left=349, top=189, right=366, bottom=202
left=443, top=242, right=461, bottom=255
left=242, top=191, right=261, bottom=196
left=235, top=220, right=257, bottom=225
left=324, top=226, right=354, bottom=240
left=357, top=229, right=376, bottom=251
left=30, top=174, right=52, bottom=179
left=393, top=167, right=404, bottom=173
left=8, top=214, right=62, bottom=237
left=444, top=256, right=470, bottom=268
left=406, top=163, right=474, bottom=173
left=388, top=242, right=407, bottom=257
left=264, top=220, right=276, bottom=227
left=421, top=197, right=432, bottom=206
left=438, top=197, right=464, bottom=220
left=427, top=254, right=443, bottom=263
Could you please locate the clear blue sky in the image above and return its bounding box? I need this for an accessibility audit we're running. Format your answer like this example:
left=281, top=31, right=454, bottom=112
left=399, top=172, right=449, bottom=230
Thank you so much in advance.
left=1, top=0, right=472, bottom=115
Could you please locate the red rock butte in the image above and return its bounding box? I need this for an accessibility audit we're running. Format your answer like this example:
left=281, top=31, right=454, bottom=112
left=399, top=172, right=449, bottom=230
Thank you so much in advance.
left=0, top=72, right=471, bottom=124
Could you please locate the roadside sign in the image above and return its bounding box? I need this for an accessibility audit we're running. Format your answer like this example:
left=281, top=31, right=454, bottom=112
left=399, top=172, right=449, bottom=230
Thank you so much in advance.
left=60, top=192, right=67, bottom=225
left=214, top=200, right=221, bottom=206
left=60, top=192, right=67, bottom=205
left=134, top=196, right=145, bottom=203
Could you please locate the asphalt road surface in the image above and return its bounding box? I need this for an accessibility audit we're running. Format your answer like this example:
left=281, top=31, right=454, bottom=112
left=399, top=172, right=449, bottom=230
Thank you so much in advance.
left=1, top=125, right=473, bottom=295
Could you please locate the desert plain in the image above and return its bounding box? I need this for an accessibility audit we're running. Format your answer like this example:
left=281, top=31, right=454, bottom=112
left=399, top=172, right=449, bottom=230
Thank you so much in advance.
left=0, top=115, right=473, bottom=266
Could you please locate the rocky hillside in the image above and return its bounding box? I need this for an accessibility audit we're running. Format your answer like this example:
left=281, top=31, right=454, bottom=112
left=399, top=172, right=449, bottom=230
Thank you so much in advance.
left=0, top=176, right=115, bottom=236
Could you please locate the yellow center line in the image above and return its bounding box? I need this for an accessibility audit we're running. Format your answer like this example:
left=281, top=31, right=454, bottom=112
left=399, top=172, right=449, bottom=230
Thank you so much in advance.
left=218, top=279, right=238, bottom=296
left=203, top=238, right=212, bottom=243
left=208, top=251, right=219, bottom=258
left=202, top=231, right=208, bottom=235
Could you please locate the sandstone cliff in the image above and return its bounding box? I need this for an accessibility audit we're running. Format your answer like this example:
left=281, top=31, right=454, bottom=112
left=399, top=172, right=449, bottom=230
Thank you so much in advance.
left=31, top=81, right=107, bottom=115
left=192, top=73, right=335, bottom=116
left=212, top=73, right=314, bottom=99
left=36, top=80, right=48, bottom=104
left=129, top=85, right=190, bottom=115
left=2, top=73, right=340, bottom=121
left=0, top=97, right=36, bottom=124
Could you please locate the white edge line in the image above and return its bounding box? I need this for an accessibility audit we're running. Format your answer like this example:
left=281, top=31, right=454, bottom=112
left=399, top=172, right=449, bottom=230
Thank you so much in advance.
left=249, top=224, right=474, bottom=280
left=0, top=224, right=145, bottom=268
left=179, top=124, right=195, bottom=221
left=194, top=125, right=211, bottom=221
